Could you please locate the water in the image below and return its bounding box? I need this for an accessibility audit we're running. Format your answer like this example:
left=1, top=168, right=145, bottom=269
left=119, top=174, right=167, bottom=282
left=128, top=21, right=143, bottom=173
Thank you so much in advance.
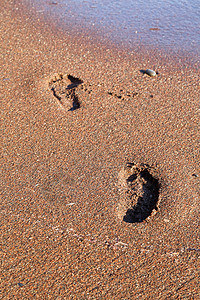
left=33, top=0, right=200, bottom=56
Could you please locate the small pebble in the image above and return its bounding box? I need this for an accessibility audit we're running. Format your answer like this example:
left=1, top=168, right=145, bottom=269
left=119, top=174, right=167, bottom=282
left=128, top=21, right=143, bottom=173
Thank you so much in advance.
left=146, top=69, right=156, bottom=77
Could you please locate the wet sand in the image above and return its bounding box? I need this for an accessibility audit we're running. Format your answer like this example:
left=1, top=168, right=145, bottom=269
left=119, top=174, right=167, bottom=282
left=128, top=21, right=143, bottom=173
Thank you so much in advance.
left=1, top=1, right=199, bottom=299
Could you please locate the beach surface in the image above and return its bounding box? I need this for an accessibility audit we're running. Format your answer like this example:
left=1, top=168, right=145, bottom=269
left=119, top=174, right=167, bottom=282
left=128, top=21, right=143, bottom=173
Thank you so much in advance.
left=1, top=1, right=199, bottom=299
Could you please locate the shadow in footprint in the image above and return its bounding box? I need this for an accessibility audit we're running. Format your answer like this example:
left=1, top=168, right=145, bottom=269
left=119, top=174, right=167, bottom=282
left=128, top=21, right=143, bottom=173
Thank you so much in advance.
left=66, top=75, right=83, bottom=90
left=66, top=75, right=83, bottom=110
left=68, top=89, right=80, bottom=111
left=122, top=163, right=160, bottom=223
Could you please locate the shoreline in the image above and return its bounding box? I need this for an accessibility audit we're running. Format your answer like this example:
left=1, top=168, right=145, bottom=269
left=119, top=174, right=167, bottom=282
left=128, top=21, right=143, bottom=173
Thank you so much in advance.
left=17, top=0, right=200, bottom=68
left=1, top=1, right=199, bottom=298
left=26, top=0, right=200, bottom=66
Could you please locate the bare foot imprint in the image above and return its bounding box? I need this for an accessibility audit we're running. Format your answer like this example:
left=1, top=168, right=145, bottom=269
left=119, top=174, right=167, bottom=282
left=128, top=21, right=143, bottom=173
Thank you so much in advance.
left=117, top=162, right=160, bottom=223
left=107, top=90, right=138, bottom=100
left=49, top=74, right=83, bottom=111
left=48, top=73, right=140, bottom=111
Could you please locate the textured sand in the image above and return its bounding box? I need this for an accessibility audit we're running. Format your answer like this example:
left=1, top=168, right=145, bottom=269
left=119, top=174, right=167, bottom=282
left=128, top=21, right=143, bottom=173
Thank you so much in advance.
left=1, top=1, right=199, bottom=299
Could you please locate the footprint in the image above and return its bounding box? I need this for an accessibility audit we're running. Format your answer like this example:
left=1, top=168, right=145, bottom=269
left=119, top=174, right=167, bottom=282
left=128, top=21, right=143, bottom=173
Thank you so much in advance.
left=117, top=162, right=160, bottom=223
left=48, top=73, right=139, bottom=110
left=49, top=74, right=83, bottom=111
left=107, top=89, right=138, bottom=100
left=38, top=168, right=76, bottom=203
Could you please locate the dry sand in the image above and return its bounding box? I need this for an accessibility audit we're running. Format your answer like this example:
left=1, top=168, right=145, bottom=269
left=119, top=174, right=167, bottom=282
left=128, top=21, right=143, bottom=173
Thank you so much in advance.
left=1, top=1, right=199, bottom=299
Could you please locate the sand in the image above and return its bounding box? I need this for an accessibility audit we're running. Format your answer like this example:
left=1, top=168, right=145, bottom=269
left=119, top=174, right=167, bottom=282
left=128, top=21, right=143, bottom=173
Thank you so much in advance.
left=1, top=1, right=199, bottom=299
